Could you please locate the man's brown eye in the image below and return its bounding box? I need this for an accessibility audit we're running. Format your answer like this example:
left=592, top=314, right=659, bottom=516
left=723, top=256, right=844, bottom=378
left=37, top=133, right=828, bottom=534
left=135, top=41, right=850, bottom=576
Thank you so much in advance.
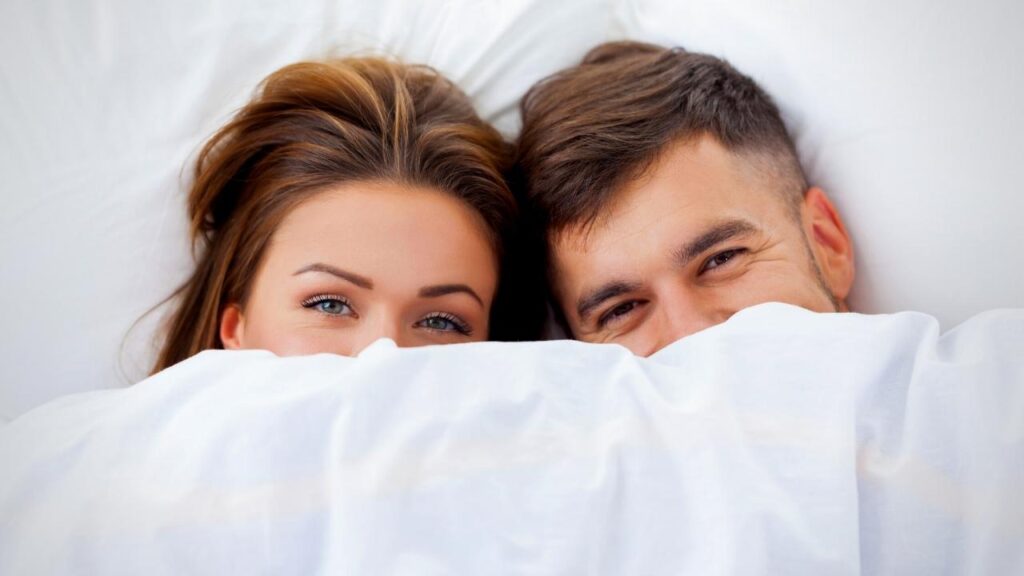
left=702, top=248, right=746, bottom=272
left=598, top=301, right=638, bottom=327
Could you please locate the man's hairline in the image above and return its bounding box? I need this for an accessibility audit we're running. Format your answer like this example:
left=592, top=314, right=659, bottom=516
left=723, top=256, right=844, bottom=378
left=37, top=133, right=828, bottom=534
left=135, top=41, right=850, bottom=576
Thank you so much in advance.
left=542, top=134, right=817, bottom=333
left=545, top=133, right=807, bottom=252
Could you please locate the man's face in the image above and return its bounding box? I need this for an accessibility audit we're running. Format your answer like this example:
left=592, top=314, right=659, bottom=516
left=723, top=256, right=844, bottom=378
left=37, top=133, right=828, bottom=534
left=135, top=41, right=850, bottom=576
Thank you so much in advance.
left=551, top=135, right=855, bottom=356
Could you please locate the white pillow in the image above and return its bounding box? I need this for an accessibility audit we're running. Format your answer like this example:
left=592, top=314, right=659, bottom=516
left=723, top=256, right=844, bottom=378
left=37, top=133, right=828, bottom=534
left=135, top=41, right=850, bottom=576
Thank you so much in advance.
left=2, top=0, right=1021, bottom=421
left=0, top=0, right=608, bottom=421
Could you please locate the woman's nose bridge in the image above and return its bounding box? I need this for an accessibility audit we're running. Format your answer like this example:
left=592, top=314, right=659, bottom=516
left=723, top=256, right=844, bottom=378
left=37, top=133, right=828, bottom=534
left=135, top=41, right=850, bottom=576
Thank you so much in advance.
left=351, top=311, right=406, bottom=353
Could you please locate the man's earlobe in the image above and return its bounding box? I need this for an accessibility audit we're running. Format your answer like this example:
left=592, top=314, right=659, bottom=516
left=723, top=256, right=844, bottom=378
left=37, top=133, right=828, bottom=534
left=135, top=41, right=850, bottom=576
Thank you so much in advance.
left=219, top=304, right=245, bottom=350
left=803, top=187, right=856, bottom=303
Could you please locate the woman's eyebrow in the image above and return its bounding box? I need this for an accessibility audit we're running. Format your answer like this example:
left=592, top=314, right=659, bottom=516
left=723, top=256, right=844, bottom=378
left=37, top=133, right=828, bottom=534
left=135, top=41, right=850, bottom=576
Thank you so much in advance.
left=419, top=284, right=484, bottom=307
left=293, top=263, right=373, bottom=289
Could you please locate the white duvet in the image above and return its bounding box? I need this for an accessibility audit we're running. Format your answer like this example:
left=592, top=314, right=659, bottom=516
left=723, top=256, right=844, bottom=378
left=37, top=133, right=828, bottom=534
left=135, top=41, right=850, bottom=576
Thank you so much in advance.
left=1, top=303, right=1022, bottom=575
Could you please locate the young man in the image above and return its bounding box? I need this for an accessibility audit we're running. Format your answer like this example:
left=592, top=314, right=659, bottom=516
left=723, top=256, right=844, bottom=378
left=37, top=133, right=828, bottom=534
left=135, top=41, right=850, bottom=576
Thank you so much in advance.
left=517, top=41, right=855, bottom=356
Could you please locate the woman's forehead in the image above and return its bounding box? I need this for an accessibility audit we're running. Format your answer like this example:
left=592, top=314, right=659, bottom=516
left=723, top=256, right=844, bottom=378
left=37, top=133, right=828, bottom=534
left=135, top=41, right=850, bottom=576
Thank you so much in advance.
left=265, top=184, right=499, bottom=295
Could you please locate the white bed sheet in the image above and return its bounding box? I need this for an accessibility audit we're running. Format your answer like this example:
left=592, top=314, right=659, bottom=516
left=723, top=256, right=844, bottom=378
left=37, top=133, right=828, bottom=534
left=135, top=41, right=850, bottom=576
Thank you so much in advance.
left=2, top=303, right=1021, bottom=574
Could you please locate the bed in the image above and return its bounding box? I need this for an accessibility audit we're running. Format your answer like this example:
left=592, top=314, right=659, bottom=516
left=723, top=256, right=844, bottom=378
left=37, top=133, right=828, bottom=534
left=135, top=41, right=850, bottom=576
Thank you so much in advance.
left=2, top=304, right=1023, bottom=573
left=2, top=0, right=1023, bottom=419
left=1, top=0, right=1023, bottom=573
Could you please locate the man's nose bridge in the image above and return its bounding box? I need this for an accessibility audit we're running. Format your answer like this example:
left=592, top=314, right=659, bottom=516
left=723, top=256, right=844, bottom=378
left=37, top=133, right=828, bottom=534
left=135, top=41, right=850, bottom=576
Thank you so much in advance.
left=658, top=283, right=714, bottom=341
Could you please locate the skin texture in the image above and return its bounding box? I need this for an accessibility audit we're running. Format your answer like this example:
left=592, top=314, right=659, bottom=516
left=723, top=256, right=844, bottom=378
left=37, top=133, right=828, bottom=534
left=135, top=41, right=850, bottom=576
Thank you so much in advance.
left=219, top=182, right=498, bottom=356
left=552, top=135, right=855, bottom=357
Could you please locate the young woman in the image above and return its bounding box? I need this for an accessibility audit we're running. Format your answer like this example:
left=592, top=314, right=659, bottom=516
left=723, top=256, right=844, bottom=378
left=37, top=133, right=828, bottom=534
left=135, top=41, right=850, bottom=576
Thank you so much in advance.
left=153, top=56, right=541, bottom=372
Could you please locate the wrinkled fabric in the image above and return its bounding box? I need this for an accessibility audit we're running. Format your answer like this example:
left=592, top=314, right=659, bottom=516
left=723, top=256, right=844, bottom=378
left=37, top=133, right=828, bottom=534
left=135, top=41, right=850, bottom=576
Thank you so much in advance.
left=1, top=304, right=1022, bottom=575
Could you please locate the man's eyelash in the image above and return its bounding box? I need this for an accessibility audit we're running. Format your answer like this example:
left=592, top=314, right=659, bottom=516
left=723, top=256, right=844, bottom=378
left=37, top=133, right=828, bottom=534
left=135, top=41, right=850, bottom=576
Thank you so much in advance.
left=701, top=248, right=748, bottom=272
left=596, top=300, right=640, bottom=328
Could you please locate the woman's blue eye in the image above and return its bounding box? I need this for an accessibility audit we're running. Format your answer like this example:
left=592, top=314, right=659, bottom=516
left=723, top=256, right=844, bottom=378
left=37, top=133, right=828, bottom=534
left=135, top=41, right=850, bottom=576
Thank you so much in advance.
left=301, top=295, right=353, bottom=316
left=424, top=317, right=455, bottom=331
left=418, top=313, right=471, bottom=335
left=316, top=300, right=346, bottom=314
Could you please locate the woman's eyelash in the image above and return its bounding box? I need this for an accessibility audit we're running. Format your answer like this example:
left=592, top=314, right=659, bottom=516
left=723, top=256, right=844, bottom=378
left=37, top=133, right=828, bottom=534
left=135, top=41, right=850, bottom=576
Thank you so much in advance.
left=420, top=312, right=473, bottom=335
left=300, top=294, right=354, bottom=316
left=301, top=294, right=349, bottom=306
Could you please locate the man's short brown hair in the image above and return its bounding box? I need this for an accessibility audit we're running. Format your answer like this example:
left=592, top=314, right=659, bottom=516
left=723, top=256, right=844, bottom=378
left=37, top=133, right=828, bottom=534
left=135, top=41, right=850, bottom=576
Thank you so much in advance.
left=516, top=41, right=808, bottom=237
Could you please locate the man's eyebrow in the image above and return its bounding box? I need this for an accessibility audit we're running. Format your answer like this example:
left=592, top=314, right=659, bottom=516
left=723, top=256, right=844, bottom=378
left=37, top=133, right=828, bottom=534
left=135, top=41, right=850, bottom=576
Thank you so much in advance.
left=674, top=219, right=759, bottom=266
left=293, top=263, right=373, bottom=289
left=576, top=280, right=642, bottom=323
left=418, top=284, right=484, bottom=307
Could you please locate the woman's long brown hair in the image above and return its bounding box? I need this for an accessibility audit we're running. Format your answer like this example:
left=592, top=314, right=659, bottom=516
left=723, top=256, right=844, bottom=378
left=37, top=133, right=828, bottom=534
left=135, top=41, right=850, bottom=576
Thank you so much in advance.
left=153, top=57, right=542, bottom=373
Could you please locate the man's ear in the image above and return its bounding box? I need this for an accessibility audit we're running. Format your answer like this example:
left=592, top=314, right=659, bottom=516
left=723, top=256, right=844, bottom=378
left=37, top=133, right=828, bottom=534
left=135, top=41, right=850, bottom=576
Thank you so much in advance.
left=219, top=304, right=245, bottom=350
left=801, top=187, right=855, bottom=307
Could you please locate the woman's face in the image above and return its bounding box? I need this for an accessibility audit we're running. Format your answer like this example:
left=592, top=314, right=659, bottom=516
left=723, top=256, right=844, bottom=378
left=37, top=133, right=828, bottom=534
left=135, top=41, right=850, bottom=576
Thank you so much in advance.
left=220, top=182, right=499, bottom=356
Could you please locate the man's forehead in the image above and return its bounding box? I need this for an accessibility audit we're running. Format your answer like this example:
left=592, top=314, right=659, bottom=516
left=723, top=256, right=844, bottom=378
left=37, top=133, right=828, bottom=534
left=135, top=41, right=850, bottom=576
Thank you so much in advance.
left=550, top=134, right=796, bottom=280
left=553, top=197, right=760, bottom=259
left=553, top=212, right=760, bottom=279
left=597, top=146, right=762, bottom=230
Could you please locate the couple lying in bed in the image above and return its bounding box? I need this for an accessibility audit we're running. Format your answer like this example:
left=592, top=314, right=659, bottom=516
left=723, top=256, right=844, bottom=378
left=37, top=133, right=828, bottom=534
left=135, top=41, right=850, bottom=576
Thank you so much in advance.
left=154, top=40, right=856, bottom=372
